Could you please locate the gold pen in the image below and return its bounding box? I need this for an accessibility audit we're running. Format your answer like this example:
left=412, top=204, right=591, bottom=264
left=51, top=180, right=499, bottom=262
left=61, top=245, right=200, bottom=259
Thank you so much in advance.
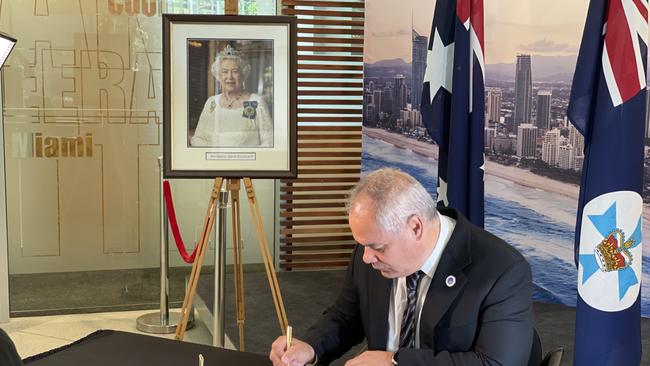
left=285, top=325, right=293, bottom=366
left=286, top=325, right=293, bottom=349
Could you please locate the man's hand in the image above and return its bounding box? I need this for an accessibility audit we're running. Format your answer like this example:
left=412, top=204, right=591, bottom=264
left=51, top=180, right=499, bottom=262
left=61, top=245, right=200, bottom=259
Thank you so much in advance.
left=344, top=350, right=393, bottom=365
left=269, top=336, right=316, bottom=366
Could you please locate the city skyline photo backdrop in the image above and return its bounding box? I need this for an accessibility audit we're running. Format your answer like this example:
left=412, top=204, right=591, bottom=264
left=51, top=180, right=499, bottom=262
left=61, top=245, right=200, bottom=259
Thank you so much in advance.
left=362, top=0, right=650, bottom=317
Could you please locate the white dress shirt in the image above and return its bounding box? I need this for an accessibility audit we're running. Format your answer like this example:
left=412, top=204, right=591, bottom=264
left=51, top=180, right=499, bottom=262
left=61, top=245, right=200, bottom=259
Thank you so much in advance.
left=386, top=214, right=457, bottom=351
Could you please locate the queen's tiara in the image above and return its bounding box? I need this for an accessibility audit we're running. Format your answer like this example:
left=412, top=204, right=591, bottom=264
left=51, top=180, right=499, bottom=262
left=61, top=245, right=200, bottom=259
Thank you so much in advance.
left=219, top=44, right=240, bottom=57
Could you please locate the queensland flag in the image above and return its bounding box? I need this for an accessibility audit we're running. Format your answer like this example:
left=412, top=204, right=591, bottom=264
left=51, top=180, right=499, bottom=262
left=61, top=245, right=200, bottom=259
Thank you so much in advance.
left=568, top=0, right=646, bottom=364
left=420, top=0, right=485, bottom=227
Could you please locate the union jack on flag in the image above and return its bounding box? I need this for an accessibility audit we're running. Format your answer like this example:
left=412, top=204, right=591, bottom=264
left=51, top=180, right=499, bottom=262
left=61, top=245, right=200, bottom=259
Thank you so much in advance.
left=601, top=0, right=647, bottom=106
left=420, top=0, right=485, bottom=227
left=568, top=0, right=647, bottom=364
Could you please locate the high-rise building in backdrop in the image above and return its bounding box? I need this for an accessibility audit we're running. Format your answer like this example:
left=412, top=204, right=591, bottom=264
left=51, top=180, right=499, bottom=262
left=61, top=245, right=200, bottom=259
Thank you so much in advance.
left=558, top=144, right=576, bottom=170
left=536, top=90, right=552, bottom=131
left=569, top=122, right=585, bottom=157
left=363, top=89, right=374, bottom=125
left=365, top=104, right=377, bottom=125
left=382, top=83, right=393, bottom=114
left=486, top=88, right=502, bottom=124
left=392, top=74, right=407, bottom=117
left=493, top=135, right=517, bottom=155
left=484, top=127, right=497, bottom=151
left=401, top=107, right=422, bottom=130
left=514, top=54, right=532, bottom=130
left=364, top=89, right=374, bottom=106
left=574, top=155, right=584, bottom=171
left=516, top=123, right=537, bottom=158
left=412, top=29, right=428, bottom=111
left=373, top=90, right=383, bottom=115
left=541, top=128, right=561, bottom=166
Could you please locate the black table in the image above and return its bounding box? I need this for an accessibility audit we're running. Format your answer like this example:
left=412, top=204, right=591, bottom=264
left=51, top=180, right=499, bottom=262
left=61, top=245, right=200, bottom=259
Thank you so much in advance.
left=23, top=330, right=270, bottom=366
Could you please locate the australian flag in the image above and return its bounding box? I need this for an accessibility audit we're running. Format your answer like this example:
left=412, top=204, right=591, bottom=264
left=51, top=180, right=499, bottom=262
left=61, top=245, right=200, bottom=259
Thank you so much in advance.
left=420, top=0, right=485, bottom=227
left=568, top=0, right=646, bottom=364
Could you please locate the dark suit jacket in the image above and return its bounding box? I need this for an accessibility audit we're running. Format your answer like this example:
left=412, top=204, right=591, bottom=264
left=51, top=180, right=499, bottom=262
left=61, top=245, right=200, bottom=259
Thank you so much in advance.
left=302, top=208, right=533, bottom=365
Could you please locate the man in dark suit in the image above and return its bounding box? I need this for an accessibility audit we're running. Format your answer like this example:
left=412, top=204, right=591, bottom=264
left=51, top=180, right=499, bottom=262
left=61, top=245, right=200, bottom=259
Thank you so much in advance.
left=270, top=168, right=533, bottom=365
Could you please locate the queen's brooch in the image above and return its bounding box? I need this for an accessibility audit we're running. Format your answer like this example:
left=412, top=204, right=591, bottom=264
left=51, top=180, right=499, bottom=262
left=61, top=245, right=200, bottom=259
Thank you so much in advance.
left=242, top=101, right=258, bottom=119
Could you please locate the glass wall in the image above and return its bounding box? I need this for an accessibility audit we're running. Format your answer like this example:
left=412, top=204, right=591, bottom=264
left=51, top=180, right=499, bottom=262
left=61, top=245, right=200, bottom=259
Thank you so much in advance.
left=1, top=0, right=275, bottom=315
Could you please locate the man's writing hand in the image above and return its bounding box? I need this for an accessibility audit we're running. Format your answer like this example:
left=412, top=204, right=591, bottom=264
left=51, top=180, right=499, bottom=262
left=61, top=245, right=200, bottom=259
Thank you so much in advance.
left=269, top=336, right=316, bottom=366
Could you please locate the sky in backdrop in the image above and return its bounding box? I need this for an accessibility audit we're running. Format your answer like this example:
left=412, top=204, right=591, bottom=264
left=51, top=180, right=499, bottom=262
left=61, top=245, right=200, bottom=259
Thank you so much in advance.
left=364, top=0, right=590, bottom=65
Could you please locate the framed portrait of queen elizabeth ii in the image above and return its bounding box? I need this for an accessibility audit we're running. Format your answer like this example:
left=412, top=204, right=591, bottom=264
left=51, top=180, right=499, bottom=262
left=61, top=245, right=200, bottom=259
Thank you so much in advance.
left=163, top=14, right=296, bottom=178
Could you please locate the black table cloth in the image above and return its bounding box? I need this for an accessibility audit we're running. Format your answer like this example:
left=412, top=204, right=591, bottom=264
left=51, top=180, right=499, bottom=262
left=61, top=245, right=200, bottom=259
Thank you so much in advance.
left=23, top=330, right=270, bottom=366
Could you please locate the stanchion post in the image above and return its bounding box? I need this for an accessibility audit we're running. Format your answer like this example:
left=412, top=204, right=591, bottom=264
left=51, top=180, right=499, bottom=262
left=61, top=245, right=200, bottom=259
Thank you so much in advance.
left=136, top=157, right=192, bottom=334
left=159, top=156, right=170, bottom=325
left=175, top=177, right=223, bottom=340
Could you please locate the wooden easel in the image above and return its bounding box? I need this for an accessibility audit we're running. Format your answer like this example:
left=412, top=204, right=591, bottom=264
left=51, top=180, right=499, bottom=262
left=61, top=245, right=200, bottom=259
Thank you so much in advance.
left=174, top=177, right=289, bottom=350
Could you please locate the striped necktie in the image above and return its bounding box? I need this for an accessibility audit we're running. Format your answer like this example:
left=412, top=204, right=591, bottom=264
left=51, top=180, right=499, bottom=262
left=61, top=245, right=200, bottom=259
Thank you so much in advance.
left=399, top=270, right=425, bottom=349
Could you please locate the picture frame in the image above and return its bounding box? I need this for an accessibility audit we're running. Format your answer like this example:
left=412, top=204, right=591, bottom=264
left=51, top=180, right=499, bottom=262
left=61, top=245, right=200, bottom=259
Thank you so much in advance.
left=163, top=14, right=297, bottom=178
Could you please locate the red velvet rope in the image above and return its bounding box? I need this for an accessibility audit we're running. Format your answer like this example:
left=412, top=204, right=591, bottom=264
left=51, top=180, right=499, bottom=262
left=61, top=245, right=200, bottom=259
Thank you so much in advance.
left=163, top=180, right=198, bottom=263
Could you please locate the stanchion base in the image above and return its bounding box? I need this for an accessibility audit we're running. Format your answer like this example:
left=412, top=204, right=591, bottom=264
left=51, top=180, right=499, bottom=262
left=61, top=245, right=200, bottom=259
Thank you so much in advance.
left=136, top=311, right=194, bottom=334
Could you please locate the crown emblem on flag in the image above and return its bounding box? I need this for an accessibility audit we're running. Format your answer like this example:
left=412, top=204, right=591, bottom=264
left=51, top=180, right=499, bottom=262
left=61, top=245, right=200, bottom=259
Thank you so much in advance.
left=594, top=228, right=634, bottom=272
left=578, top=194, right=642, bottom=308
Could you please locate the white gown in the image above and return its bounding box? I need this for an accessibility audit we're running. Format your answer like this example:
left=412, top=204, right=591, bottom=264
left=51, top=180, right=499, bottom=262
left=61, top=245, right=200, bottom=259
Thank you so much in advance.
left=190, top=93, right=273, bottom=147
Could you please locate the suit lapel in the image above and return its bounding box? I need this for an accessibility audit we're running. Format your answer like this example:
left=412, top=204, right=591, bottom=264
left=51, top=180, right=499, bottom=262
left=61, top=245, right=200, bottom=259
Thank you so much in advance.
left=419, top=210, right=472, bottom=350
left=367, top=268, right=392, bottom=350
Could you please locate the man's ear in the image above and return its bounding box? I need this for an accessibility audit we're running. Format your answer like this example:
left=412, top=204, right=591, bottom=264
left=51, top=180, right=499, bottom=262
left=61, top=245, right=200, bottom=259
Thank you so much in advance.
left=407, top=215, right=424, bottom=240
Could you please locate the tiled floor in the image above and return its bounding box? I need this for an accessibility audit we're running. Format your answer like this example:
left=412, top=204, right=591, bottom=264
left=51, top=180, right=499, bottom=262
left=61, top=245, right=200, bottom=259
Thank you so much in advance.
left=0, top=309, right=226, bottom=359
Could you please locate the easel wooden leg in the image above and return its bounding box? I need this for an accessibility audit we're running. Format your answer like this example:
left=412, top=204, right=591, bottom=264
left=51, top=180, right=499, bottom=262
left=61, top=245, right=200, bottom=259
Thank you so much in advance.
left=228, top=179, right=246, bottom=351
left=243, top=177, right=289, bottom=334
left=174, top=176, right=288, bottom=344
left=175, top=177, right=224, bottom=341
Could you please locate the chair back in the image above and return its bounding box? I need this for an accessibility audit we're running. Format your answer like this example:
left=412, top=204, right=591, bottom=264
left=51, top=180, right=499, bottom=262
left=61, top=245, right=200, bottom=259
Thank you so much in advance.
left=540, top=348, right=564, bottom=366
left=527, top=328, right=543, bottom=366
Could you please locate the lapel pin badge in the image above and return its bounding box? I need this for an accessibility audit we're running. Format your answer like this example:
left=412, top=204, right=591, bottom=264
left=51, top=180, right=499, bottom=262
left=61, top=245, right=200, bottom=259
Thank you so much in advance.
left=445, top=275, right=456, bottom=288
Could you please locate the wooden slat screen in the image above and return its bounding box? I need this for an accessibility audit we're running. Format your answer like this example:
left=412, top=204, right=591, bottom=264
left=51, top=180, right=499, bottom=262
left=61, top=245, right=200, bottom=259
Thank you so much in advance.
left=280, top=0, right=364, bottom=270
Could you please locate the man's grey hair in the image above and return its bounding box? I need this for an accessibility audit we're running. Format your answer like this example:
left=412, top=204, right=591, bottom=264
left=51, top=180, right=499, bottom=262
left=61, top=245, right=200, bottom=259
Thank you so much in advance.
left=347, top=168, right=438, bottom=233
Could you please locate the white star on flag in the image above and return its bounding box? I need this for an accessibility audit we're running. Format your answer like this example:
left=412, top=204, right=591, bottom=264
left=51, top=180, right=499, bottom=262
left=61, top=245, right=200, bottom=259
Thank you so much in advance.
left=480, top=154, right=485, bottom=181
left=437, top=178, right=449, bottom=206
left=423, top=28, right=454, bottom=103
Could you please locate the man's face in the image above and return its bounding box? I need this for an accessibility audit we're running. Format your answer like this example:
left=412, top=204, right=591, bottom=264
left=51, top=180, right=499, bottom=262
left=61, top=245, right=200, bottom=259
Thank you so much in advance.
left=348, top=194, right=420, bottom=278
